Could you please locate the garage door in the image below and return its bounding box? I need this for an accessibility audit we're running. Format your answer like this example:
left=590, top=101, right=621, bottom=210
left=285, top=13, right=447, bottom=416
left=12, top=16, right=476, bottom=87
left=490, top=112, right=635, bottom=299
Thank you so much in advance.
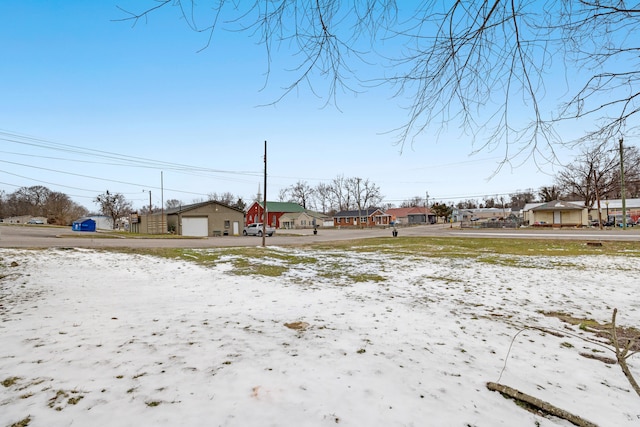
left=182, top=217, right=209, bottom=237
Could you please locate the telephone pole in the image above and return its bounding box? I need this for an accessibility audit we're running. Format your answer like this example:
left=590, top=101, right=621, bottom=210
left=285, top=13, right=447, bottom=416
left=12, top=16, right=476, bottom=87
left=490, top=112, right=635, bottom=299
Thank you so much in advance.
left=425, top=191, right=429, bottom=224
left=619, top=137, right=627, bottom=229
left=262, top=140, right=267, bottom=247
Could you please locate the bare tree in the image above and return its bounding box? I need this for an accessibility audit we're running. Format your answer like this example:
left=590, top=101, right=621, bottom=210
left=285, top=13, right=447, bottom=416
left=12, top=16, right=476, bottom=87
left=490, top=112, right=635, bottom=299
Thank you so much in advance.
left=313, top=182, right=332, bottom=214
left=347, top=177, right=383, bottom=210
left=482, top=197, right=497, bottom=209
left=9, top=185, right=51, bottom=216
left=2, top=186, right=87, bottom=223
left=612, top=146, right=640, bottom=199
left=165, top=199, right=183, bottom=209
left=214, top=192, right=246, bottom=209
left=328, top=175, right=351, bottom=211
left=94, top=190, right=133, bottom=229
left=555, top=145, right=639, bottom=207
left=118, top=1, right=640, bottom=162
left=278, top=188, right=290, bottom=203
left=45, top=192, right=88, bottom=225
left=286, top=180, right=315, bottom=209
left=538, top=185, right=563, bottom=203
left=0, top=190, right=6, bottom=218
left=401, top=196, right=425, bottom=208
left=208, top=192, right=235, bottom=205
left=457, top=199, right=479, bottom=210
left=509, top=189, right=536, bottom=210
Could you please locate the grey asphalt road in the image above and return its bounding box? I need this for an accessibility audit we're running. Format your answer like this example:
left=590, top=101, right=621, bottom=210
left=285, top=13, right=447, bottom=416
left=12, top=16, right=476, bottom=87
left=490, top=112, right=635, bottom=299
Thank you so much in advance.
left=1, top=223, right=638, bottom=249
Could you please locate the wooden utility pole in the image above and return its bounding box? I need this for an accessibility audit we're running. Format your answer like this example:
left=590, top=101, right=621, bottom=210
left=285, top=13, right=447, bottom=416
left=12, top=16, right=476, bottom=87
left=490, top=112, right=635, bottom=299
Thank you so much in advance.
left=593, top=169, right=602, bottom=230
left=262, top=140, right=267, bottom=247
left=620, top=137, right=627, bottom=229
left=161, top=171, right=164, bottom=233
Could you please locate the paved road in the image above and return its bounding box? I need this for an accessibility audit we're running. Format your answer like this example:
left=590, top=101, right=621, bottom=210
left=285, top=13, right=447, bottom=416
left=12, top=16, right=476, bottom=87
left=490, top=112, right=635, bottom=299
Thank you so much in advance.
left=1, top=223, right=638, bottom=249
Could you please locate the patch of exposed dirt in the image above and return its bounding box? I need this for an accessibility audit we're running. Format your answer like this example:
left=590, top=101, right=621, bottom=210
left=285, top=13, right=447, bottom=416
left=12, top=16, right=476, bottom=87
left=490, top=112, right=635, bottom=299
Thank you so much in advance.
left=544, top=311, right=640, bottom=352
left=284, top=321, right=310, bottom=331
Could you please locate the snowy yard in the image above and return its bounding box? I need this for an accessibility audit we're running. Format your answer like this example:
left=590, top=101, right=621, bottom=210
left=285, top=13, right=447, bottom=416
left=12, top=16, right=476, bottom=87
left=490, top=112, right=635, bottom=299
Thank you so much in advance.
left=1, top=246, right=639, bottom=426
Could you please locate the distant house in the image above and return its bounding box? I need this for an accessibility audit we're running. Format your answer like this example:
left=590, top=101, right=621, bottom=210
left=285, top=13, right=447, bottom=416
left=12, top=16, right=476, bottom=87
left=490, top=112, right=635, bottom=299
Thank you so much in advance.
left=3, top=215, right=33, bottom=224
left=279, top=210, right=328, bottom=229
left=245, top=201, right=305, bottom=229
left=523, top=200, right=587, bottom=227
left=385, top=207, right=435, bottom=225
left=333, top=208, right=391, bottom=227
left=468, top=207, right=511, bottom=221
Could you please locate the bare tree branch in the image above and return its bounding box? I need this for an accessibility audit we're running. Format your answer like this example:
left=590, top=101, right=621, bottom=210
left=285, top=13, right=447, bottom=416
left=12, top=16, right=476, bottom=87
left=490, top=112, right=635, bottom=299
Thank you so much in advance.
left=115, top=1, right=640, bottom=166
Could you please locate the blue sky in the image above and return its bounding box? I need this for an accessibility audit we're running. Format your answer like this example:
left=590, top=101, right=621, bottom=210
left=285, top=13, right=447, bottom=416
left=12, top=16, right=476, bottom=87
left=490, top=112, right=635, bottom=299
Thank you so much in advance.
left=1, top=1, right=628, bottom=211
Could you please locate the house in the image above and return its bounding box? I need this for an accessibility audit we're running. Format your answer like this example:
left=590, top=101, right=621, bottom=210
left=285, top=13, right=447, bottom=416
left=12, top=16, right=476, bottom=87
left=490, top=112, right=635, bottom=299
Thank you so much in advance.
left=333, top=208, right=391, bottom=227
left=245, top=201, right=305, bottom=229
left=523, top=200, right=588, bottom=227
left=279, top=210, right=328, bottom=229
left=2, top=215, right=34, bottom=224
left=385, top=207, right=435, bottom=225
left=131, top=200, right=245, bottom=237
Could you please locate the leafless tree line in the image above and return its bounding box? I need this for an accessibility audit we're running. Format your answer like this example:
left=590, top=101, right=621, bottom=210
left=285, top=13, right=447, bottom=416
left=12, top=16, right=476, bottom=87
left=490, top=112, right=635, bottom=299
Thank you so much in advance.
left=0, top=186, right=88, bottom=225
left=403, top=144, right=640, bottom=210
left=278, top=175, right=383, bottom=214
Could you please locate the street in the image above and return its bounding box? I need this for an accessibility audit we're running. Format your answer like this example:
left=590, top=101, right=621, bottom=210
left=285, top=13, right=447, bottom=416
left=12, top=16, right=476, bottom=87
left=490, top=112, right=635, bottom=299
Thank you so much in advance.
left=1, top=223, right=639, bottom=249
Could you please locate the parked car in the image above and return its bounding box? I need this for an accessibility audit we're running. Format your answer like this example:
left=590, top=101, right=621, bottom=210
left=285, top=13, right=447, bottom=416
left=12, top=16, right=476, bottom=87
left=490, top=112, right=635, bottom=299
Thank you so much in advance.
left=27, top=219, right=44, bottom=224
left=242, top=223, right=275, bottom=237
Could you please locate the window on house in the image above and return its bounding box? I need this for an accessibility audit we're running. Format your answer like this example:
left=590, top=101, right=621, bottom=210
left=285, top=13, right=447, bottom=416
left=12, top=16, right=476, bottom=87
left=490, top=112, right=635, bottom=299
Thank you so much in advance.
left=360, top=217, right=368, bottom=223
left=224, top=220, right=230, bottom=229
left=346, top=218, right=351, bottom=223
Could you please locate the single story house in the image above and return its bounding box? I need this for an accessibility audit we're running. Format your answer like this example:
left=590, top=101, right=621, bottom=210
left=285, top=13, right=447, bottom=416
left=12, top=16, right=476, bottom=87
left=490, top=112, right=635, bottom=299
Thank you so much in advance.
left=333, top=208, right=391, bottom=228
left=468, top=207, right=512, bottom=221
left=131, top=200, right=245, bottom=237
left=245, top=201, right=305, bottom=229
left=279, top=210, right=328, bottom=229
left=385, top=207, right=435, bottom=225
left=2, top=215, right=37, bottom=224
left=523, top=200, right=588, bottom=227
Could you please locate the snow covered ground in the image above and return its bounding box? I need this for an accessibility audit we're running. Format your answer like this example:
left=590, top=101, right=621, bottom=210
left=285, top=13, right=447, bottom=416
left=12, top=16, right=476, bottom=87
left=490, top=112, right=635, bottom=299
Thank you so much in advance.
left=1, top=247, right=639, bottom=427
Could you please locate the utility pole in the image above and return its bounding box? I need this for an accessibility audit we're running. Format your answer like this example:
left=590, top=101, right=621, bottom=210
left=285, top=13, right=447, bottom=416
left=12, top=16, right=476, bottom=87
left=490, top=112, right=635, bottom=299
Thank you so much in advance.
left=593, top=169, right=603, bottom=230
left=356, top=177, right=362, bottom=229
left=620, top=137, right=627, bottom=229
left=425, top=191, right=429, bottom=224
left=161, top=171, right=164, bottom=234
left=143, top=190, right=151, bottom=234
left=262, top=140, right=267, bottom=247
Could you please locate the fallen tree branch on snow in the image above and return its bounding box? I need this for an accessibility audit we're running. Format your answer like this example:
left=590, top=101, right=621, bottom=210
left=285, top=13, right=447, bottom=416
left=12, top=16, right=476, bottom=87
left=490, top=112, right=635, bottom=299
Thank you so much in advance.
left=611, top=308, right=640, bottom=398
left=486, top=382, right=598, bottom=427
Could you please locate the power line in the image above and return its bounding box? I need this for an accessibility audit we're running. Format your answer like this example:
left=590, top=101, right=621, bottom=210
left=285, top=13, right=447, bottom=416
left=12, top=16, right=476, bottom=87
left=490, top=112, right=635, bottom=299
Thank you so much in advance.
left=0, top=129, right=265, bottom=202
left=0, top=130, right=261, bottom=176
